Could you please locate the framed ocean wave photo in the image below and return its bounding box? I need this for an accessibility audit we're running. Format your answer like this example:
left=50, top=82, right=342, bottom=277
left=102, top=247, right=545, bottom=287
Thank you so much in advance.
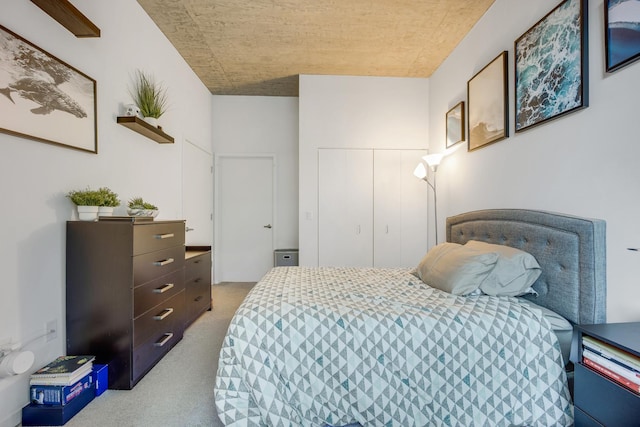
left=467, top=51, right=508, bottom=151
left=605, top=0, right=640, bottom=72
left=514, top=0, right=588, bottom=133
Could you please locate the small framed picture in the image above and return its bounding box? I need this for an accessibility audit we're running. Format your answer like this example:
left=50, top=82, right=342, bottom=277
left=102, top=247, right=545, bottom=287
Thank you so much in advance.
left=446, top=101, right=465, bottom=149
left=467, top=51, right=508, bottom=151
left=605, top=0, right=640, bottom=72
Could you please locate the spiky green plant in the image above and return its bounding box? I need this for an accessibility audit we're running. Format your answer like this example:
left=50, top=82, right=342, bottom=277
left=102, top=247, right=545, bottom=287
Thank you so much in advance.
left=129, top=70, right=168, bottom=119
left=67, top=187, right=102, bottom=206
left=97, top=187, right=120, bottom=207
left=128, top=197, right=158, bottom=210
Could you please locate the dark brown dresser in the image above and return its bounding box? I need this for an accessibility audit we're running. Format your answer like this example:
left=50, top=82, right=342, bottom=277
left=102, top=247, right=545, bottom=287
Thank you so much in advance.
left=184, top=246, right=212, bottom=328
left=66, top=218, right=186, bottom=389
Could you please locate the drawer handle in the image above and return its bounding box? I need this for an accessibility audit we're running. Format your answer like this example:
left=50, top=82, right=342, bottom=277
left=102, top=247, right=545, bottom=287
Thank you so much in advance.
left=194, top=278, right=202, bottom=283
left=154, top=333, right=173, bottom=347
left=154, top=233, right=175, bottom=240
left=154, top=258, right=175, bottom=266
left=153, top=283, right=174, bottom=294
left=194, top=296, right=203, bottom=302
left=153, top=308, right=174, bottom=321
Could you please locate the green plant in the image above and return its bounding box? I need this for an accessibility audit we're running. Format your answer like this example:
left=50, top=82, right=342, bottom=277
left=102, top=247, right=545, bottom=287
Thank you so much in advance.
left=67, top=187, right=102, bottom=206
left=129, top=70, right=168, bottom=119
left=97, top=187, right=120, bottom=207
left=128, top=197, right=158, bottom=210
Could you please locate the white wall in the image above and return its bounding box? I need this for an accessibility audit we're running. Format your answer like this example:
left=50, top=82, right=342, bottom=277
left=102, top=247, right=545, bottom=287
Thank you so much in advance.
left=211, top=95, right=299, bottom=282
left=428, top=0, right=640, bottom=322
left=0, top=1, right=213, bottom=424
left=299, top=75, right=430, bottom=266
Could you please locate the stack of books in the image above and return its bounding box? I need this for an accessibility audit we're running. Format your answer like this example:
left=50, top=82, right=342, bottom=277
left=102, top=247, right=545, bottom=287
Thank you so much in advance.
left=29, top=355, right=95, bottom=406
left=582, top=335, right=640, bottom=394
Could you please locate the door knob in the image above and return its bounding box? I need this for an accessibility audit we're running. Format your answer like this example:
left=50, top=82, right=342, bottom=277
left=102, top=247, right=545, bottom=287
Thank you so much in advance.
left=263, top=224, right=272, bottom=229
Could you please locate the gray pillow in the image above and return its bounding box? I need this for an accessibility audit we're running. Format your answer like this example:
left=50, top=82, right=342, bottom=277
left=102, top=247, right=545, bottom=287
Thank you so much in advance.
left=414, top=242, right=499, bottom=295
left=465, top=240, right=542, bottom=297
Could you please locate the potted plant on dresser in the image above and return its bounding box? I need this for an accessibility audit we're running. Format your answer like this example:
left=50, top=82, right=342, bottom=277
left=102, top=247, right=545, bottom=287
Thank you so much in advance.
left=127, top=197, right=159, bottom=218
left=97, top=187, right=120, bottom=217
left=67, top=187, right=102, bottom=221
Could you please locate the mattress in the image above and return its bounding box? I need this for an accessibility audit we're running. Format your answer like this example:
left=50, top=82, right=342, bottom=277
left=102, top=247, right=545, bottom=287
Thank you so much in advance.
left=215, top=266, right=573, bottom=426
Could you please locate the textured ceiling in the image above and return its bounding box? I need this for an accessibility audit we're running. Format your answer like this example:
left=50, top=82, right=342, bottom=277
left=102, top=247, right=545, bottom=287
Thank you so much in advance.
left=137, top=0, right=495, bottom=97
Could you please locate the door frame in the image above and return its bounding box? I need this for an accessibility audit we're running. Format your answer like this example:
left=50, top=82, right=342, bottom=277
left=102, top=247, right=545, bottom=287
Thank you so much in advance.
left=181, top=138, right=214, bottom=246
left=214, top=153, right=277, bottom=283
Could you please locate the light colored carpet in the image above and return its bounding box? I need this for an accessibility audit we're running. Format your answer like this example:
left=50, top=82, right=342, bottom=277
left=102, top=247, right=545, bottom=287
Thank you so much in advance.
left=56, top=282, right=254, bottom=427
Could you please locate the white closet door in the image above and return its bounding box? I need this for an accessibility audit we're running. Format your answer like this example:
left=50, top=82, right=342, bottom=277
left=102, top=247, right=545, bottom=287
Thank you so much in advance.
left=374, top=149, right=429, bottom=268
left=318, top=149, right=373, bottom=267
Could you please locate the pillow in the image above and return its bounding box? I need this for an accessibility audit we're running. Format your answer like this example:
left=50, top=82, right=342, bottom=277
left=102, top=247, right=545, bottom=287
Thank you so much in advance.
left=464, top=240, right=542, bottom=297
left=414, top=242, right=499, bottom=295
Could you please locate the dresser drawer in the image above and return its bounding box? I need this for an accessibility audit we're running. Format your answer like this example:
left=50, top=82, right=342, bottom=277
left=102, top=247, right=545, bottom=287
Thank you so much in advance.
left=574, top=363, right=640, bottom=426
left=133, top=222, right=185, bottom=256
left=132, top=321, right=183, bottom=384
left=133, top=245, right=184, bottom=286
left=133, top=290, right=185, bottom=349
left=185, top=252, right=211, bottom=281
left=134, top=269, right=185, bottom=317
left=186, top=276, right=211, bottom=324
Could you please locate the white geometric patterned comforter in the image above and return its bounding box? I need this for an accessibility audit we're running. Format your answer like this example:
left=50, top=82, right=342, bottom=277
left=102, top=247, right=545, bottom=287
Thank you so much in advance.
left=215, top=267, right=573, bottom=426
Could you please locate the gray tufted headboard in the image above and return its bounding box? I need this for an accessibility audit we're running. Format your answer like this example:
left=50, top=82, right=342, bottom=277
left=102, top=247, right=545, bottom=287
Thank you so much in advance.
left=446, top=209, right=606, bottom=325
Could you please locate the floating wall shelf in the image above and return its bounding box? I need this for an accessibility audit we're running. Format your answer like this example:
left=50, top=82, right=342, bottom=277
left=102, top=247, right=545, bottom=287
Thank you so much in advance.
left=31, top=0, right=101, bottom=38
left=117, top=116, right=174, bottom=144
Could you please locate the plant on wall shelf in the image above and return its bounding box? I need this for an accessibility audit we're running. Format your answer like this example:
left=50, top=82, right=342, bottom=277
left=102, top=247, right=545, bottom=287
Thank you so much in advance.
left=128, top=69, right=168, bottom=122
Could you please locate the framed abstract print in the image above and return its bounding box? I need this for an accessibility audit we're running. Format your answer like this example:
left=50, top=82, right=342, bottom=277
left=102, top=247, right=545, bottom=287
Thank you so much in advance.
left=514, top=0, right=588, bottom=133
left=446, top=101, right=465, bottom=149
left=605, top=0, right=640, bottom=72
left=467, top=51, right=508, bottom=151
left=0, top=25, right=97, bottom=153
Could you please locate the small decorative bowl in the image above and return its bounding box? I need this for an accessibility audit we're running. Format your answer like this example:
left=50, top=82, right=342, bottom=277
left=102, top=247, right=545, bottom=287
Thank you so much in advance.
left=127, top=208, right=159, bottom=218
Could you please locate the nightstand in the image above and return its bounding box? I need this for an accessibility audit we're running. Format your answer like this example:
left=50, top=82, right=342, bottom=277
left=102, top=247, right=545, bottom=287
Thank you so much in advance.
left=572, top=322, right=640, bottom=426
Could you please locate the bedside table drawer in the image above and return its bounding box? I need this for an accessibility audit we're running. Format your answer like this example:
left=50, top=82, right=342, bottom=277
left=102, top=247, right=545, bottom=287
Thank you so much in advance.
left=133, top=222, right=185, bottom=255
left=574, top=363, right=640, bottom=426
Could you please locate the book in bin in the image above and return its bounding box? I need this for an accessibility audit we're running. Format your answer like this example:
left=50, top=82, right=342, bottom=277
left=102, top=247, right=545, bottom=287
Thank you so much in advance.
left=30, top=372, right=93, bottom=406
left=30, top=355, right=95, bottom=386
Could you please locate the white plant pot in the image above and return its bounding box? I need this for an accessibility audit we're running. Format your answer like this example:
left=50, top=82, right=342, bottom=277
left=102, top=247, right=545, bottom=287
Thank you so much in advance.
left=77, top=206, right=99, bottom=221
left=143, top=117, right=159, bottom=127
left=98, top=206, right=114, bottom=217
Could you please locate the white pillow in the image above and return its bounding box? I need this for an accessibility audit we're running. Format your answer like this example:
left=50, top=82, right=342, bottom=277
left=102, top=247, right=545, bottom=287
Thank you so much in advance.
left=464, top=240, right=542, bottom=297
left=414, top=242, right=499, bottom=295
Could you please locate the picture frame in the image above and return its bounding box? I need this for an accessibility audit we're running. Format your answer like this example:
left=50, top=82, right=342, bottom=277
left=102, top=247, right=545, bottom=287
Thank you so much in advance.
left=446, top=101, right=465, bottom=149
left=514, top=0, right=588, bottom=133
left=467, top=51, right=508, bottom=151
left=605, top=0, right=640, bottom=72
left=0, top=25, right=97, bottom=153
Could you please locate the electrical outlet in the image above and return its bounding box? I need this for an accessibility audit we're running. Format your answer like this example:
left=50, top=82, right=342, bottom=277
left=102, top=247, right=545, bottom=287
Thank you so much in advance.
left=45, top=319, right=57, bottom=342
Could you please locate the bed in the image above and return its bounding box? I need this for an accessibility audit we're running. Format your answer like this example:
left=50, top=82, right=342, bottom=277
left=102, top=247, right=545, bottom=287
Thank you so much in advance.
left=215, top=209, right=606, bottom=426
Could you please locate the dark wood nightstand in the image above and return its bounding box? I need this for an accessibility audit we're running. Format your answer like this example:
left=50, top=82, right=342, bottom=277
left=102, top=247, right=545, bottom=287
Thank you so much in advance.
left=572, top=322, right=640, bottom=426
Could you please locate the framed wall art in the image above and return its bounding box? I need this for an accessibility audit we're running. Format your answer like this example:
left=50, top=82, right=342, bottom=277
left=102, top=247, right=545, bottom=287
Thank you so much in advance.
left=514, top=0, right=588, bottom=133
left=0, top=25, right=97, bottom=153
left=467, top=51, right=508, bottom=151
left=605, top=0, right=640, bottom=72
left=446, top=101, right=465, bottom=149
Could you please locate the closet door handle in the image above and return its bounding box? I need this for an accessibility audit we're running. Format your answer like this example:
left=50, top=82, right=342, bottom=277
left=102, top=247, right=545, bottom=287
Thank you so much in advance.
left=154, top=233, right=175, bottom=240
left=153, top=283, right=174, bottom=294
left=153, top=308, right=174, bottom=321
left=154, top=258, right=174, bottom=266
left=154, top=333, right=173, bottom=347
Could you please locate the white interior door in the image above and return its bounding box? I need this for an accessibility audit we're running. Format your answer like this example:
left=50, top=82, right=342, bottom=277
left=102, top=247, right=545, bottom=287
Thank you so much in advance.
left=318, top=149, right=373, bottom=267
left=216, top=155, right=274, bottom=282
left=182, top=139, right=213, bottom=246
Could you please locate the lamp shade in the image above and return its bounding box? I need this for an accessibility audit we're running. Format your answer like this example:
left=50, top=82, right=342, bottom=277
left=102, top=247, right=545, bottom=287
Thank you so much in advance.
left=413, top=163, right=427, bottom=180
left=422, top=153, right=444, bottom=171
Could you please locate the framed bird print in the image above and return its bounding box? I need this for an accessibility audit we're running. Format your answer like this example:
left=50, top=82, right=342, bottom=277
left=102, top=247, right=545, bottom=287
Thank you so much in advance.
left=0, top=25, right=97, bottom=153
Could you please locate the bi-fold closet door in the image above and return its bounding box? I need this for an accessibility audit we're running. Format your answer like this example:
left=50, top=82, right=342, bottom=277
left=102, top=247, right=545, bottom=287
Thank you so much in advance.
left=318, top=148, right=428, bottom=268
